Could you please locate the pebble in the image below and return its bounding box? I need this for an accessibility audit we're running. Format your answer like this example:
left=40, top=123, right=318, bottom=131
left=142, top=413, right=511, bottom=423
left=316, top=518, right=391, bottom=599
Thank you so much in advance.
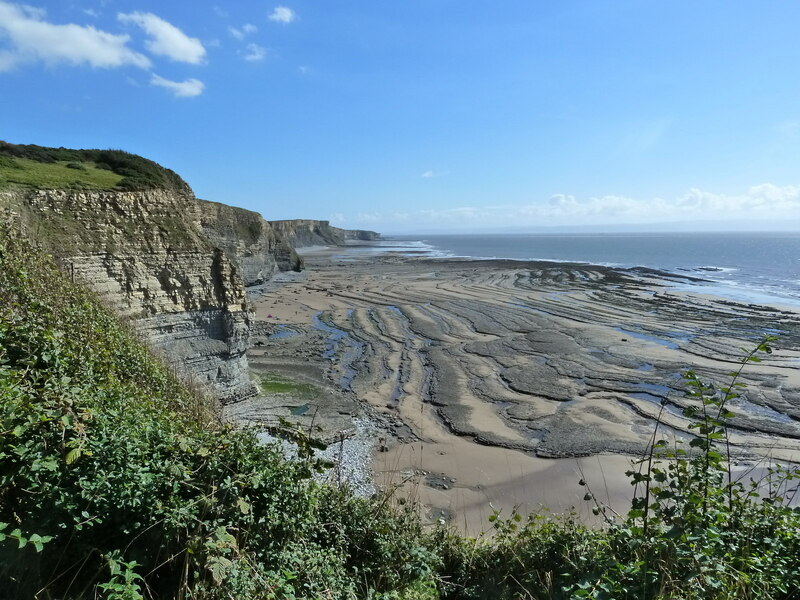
left=257, top=417, right=378, bottom=498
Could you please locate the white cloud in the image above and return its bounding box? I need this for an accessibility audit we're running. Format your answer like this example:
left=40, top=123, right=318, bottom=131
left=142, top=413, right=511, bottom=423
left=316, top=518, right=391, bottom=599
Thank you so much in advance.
left=421, top=170, right=448, bottom=178
left=268, top=6, right=296, bottom=24
left=513, top=185, right=800, bottom=225
left=212, top=5, right=228, bottom=18
left=83, top=8, right=99, bottom=18
left=17, top=3, right=45, bottom=19
left=229, top=23, right=257, bottom=40
left=334, top=184, right=800, bottom=230
left=243, top=43, right=266, bottom=62
left=0, top=1, right=150, bottom=71
left=150, top=73, right=204, bottom=97
left=118, top=11, right=205, bottom=64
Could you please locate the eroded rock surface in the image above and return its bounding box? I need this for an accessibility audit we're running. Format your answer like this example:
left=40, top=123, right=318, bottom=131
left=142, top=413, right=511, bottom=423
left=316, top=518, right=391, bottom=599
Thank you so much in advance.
left=247, top=254, right=800, bottom=460
left=1, top=188, right=302, bottom=403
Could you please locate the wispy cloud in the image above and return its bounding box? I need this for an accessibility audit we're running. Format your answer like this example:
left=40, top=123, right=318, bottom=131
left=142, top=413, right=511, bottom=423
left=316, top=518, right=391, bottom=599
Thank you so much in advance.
left=268, top=6, right=296, bottom=24
left=242, top=43, right=267, bottom=62
left=618, top=118, right=671, bottom=154
left=228, top=23, right=257, bottom=40
left=421, top=170, right=447, bottom=179
left=0, top=0, right=150, bottom=71
left=150, top=73, right=204, bottom=97
left=118, top=11, right=205, bottom=64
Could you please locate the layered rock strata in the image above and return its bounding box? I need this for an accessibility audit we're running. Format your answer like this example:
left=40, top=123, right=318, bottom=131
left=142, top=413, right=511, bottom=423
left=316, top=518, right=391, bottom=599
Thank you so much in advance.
left=269, top=219, right=380, bottom=248
left=197, top=199, right=302, bottom=284
left=1, top=188, right=301, bottom=404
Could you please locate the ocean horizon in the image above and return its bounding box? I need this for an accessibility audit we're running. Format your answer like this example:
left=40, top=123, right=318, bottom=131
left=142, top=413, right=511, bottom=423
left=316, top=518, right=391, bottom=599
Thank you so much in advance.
left=345, top=231, right=800, bottom=308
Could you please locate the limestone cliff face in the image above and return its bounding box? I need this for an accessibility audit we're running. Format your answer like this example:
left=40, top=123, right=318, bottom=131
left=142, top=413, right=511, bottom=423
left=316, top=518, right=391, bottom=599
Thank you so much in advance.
left=269, top=219, right=345, bottom=247
left=1, top=188, right=298, bottom=404
left=339, top=228, right=381, bottom=241
left=269, top=219, right=380, bottom=247
left=197, top=199, right=302, bottom=284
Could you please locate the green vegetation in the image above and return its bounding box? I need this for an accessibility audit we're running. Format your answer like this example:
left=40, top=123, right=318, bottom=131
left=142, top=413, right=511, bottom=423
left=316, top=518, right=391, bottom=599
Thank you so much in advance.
left=1, top=228, right=798, bottom=599
left=438, top=339, right=800, bottom=600
left=0, top=141, right=190, bottom=192
left=0, top=233, right=435, bottom=599
left=0, top=156, right=125, bottom=190
left=260, top=372, right=320, bottom=399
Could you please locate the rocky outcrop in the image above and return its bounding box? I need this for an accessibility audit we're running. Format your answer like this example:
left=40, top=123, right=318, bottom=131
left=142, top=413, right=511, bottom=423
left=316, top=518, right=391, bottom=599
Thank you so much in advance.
left=340, top=229, right=381, bottom=241
left=197, top=199, right=302, bottom=284
left=269, top=219, right=380, bottom=248
left=1, top=188, right=299, bottom=404
left=269, top=219, right=345, bottom=247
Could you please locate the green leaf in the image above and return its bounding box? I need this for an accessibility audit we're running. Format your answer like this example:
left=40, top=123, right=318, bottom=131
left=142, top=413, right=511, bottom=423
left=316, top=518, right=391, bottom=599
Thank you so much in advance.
left=236, top=497, right=251, bottom=515
left=207, top=556, right=233, bottom=584
left=65, top=447, right=81, bottom=465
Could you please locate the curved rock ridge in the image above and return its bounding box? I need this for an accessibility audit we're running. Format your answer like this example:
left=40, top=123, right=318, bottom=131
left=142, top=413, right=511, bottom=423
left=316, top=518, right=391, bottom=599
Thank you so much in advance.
left=1, top=187, right=302, bottom=404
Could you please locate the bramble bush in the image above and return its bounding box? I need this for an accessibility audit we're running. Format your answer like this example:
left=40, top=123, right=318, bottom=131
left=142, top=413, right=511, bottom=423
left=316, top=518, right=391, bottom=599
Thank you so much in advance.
left=0, top=232, right=436, bottom=599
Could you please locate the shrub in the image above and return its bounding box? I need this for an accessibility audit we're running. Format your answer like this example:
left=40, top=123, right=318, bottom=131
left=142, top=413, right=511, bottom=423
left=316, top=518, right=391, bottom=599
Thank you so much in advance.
left=0, top=141, right=190, bottom=192
left=437, top=338, right=800, bottom=600
left=0, top=231, right=437, bottom=599
left=3, top=222, right=797, bottom=599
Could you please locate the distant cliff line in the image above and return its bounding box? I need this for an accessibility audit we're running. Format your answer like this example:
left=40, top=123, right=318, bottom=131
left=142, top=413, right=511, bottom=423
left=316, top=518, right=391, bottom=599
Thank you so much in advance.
left=0, top=141, right=379, bottom=405
left=269, top=218, right=380, bottom=248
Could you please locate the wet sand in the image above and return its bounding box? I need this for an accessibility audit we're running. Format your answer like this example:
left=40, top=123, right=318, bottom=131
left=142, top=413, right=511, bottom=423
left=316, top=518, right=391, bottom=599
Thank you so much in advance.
left=229, top=246, right=800, bottom=535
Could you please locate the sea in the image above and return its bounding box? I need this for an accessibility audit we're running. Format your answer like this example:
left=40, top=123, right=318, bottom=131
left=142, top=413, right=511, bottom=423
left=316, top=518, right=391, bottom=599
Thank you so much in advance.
left=343, top=232, right=800, bottom=308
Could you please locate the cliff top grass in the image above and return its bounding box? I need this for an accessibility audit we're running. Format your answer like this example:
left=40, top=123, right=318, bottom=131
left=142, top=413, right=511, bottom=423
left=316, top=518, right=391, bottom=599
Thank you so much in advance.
left=0, top=141, right=191, bottom=193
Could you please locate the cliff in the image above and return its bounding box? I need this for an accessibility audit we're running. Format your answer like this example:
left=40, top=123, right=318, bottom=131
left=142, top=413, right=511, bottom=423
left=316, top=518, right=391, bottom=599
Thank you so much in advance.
left=0, top=142, right=381, bottom=405
left=269, top=219, right=380, bottom=247
left=197, top=199, right=303, bottom=284
left=339, top=228, right=381, bottom=241
left=0, top=185, right=300, bottom=404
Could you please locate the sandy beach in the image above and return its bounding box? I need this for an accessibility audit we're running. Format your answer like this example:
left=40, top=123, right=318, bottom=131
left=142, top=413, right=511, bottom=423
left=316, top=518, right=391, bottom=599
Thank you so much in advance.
left=226, top=245, right=800, bottom=534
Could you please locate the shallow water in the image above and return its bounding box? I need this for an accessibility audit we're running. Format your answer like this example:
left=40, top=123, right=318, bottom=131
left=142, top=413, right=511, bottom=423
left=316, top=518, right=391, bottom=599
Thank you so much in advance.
left=387, top=232, right=800, bottom=307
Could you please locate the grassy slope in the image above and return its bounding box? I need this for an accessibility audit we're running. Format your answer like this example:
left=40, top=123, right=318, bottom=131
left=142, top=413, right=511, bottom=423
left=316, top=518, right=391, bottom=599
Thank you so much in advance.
left=0, top=233, right=436, bottom=599
left=0, top=141, right=190, bottom=192
left=0, top=156, right=125, bottom=190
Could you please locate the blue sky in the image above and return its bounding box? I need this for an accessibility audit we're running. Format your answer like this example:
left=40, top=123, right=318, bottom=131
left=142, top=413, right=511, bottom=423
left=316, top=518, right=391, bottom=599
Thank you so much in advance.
left=1, top=1, right=799, bottom=233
